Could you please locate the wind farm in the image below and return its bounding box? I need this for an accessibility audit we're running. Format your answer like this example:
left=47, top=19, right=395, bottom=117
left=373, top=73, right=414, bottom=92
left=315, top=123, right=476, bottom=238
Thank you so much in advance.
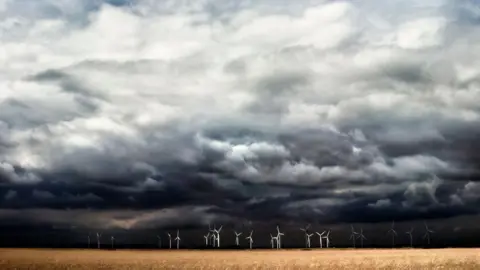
left=26, top=219, right=476, bottom=251
left=1, top=221, right=480, bottom=269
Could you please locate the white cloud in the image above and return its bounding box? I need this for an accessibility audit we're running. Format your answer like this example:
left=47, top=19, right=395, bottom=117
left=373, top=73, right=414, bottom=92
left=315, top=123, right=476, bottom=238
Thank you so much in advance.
left=395, top=17, right=447, bottom=49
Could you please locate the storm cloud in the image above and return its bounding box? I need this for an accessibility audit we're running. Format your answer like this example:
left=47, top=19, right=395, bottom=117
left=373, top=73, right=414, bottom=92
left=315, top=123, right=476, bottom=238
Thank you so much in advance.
left=1, top=0, right=480, bottom=246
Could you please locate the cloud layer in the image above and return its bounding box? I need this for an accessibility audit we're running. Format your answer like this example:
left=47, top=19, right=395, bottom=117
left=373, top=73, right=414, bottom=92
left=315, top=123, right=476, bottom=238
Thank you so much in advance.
left=1, top=0, right=480, bottom=233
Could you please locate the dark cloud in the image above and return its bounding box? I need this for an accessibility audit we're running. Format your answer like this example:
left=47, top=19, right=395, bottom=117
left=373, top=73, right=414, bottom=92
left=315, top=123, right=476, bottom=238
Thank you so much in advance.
left=0, top=0, right=480, bottom=248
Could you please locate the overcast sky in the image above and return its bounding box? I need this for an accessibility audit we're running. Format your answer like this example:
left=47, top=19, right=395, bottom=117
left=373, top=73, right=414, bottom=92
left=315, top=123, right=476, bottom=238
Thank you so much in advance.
left=1, top=0, right=480, bottom=247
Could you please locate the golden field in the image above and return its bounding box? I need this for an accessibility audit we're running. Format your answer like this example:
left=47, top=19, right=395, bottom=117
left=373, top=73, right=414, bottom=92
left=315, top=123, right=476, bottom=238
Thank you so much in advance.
left=0, top=248, right=479, bottom=270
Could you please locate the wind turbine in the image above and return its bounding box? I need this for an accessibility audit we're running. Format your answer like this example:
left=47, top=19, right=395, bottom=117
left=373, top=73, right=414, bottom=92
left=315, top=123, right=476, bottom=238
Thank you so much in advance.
left=216, top=225, right=223, bottom=247
left=203, top=232, right=210, bottom=247
left=270, top=233, right=277, bottom=249
left=156, top=235, right=161, bottom=248
left=96, top=233, right=101, bottom=249
left=306, top=233, right=314, bottom=248
left=246, top=230, right=253, bottom=249
left=167, top=232, right=172, bottom=249
left=87, top=234, right=91, bottom=249
left=387, top=221, right=397, bottom=248
left=349, top=225, right=358, bottom=248
left=234, top=231, right=242, bottom=246
left=210, top=224, right=223, bottom=248
left=423, top=221, right=434, bottom=246
left=111, top=236, right=115, bottom=249
left=357, top=228, right=367, bottom=248
left=300, top=224, right=311, bottom=248
left=406, top=227, right=414, bottom=248
left=175, top=230, right=181, bottom=249
left=323, top=230, right=331, bottom=248
left=316, top=231, right=325, bottom=248
left=276, top=226, right=284, bottom=249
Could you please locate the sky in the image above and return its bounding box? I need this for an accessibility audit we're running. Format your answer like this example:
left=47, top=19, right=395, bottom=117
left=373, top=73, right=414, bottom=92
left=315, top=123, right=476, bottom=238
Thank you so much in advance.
left=0, top=0, right=480, bottom=248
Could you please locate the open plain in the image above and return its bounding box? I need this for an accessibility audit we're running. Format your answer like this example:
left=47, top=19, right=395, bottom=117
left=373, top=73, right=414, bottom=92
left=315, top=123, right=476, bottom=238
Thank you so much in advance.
left=0, top=248, right=479, bottom=270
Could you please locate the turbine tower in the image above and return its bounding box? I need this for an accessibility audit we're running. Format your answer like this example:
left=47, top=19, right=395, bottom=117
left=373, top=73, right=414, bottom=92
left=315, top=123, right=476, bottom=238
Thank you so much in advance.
left=96, top=233, right=101, bottom=249
left=306, top=233, right=314, bottom=248
left=349, top=225, right=358, bottom=248
left=387, top=221, right=397, bottom=248
left=167, top=232, right=172, bottom=249
left=211, top=233, right=217, bottom=247
left=175, top=230, right=181, bottom=249
left=110, top=236, right=115, bottom=249
left=323, top=230, right=331, bottom=248
left=246, top=230, right=254, bottom=249
left=423, top=221, right=434, bottom=246
left=276, top=226, right=284, bottom=249
left=204, top=232, right=210, bottom=247
left=406, top=227, right=414, bottom=248
left=357, top=228, right=367, bottom=248
left=300, top=224, right=311, bottom=248
left=156, top=235, right=161, bottom=248
left=316, top=231, right=325, bottom=248
left=87, top=234, right=91, bottom=249
left=234, top=231, right=242, bottom=246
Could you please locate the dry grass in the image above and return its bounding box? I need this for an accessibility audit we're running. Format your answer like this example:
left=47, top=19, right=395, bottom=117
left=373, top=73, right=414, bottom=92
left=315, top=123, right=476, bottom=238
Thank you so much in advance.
left=0, top=248, right=479, bottom=269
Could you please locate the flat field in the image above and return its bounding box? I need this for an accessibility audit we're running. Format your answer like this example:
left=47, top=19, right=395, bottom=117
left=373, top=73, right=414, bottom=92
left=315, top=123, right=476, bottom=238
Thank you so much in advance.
left=0, top=248, right=479, bottom=269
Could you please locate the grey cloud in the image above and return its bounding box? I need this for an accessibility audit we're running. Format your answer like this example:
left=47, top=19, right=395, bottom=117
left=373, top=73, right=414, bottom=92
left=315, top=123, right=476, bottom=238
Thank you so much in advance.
left=62, top=192, right=103, bottom=203
left=32, top=189, right=55, bottom=200
left=0, top=162, right=42, bottom=185
left=368, top=199, right=392, bottom=209
left=0, top=205, right=218, bottom=230
left=4, top=190, right=17, bottom=200
left=456, top=181, right=480, bottom=203
left=402, top=175, right=441, bottom=209
left=29, top=69, right=105, bottom=103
